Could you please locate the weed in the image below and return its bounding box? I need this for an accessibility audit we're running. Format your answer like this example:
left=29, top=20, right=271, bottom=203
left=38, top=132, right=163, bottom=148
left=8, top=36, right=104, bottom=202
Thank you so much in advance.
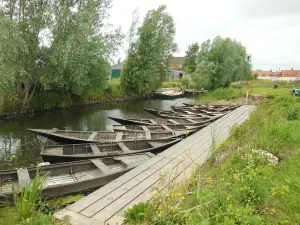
left=15, top=170, right=46, bottom=221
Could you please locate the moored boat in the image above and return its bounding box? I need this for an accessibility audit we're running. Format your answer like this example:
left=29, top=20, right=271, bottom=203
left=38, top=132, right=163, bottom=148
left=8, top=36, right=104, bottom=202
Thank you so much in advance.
left=0, top=153, right=153, bottom=203
left=112, top=123, right=206, bottom=133
left=28, top=128, right=185, bottom=144
left=108, top=116, right=216, bottom=126
left=40, top=138, right=180, bottom=163
left=155, top=90, right=185, bottom=99
left=143, top=108, right=220, bottom=119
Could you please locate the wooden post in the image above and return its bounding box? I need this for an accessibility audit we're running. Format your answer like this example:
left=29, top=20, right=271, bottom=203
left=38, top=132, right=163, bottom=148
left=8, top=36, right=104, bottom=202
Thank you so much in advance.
left=246, top=89, right=249, bottom=104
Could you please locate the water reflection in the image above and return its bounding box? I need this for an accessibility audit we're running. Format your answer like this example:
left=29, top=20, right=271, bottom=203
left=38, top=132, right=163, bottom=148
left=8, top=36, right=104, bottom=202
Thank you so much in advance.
left=0, top=98, right=191, bottom=169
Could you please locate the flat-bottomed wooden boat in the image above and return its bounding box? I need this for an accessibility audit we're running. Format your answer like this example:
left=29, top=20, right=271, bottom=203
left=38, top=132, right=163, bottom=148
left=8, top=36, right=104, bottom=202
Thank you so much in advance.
left=143, top=108, right=221, bottom=119
left=28, top=128, right=185, bottom=144
left=112, top=123, right=206, bottom=133
left=0, top=153, right=153, bottom=203
left=108, top=116, right=216, bottom=126
left=41, top=138, right=180, bottom=163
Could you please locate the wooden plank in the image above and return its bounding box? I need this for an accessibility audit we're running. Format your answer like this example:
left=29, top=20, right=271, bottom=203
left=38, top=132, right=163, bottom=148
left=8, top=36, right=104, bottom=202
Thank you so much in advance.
left=90, top=159, right=110, bottom=174
left=161, top=124, right=172, bottom=131
left=145, top=132, right=151, bottom=140
left=58, top=106, right=254, bottom=219
left=88, top=132, right=98, bottom=141
left=117, top=142, right=131, bottom=153
left=115, top=132, right=123, bottom=142
left=168, top=119, right=180, bottom=124
left=17, top=168, right=30, bottom=188
left=149, top=119, right=157, bottom=124
left=80, top=106, right=248, bottom=218
left=62, top=107, right=245, bottom=218
left=185, top=118, right=196, bottom=123
left=90, top=144, right=101, bottom=155
left=140, top=126, right=150, bottom=132
left=148, top=141, right=164, bottom=148
left=96, top=106, right=255, bottom=222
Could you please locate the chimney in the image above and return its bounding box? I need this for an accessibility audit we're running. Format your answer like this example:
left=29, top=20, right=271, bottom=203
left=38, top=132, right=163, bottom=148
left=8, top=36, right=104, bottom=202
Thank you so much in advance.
left=270, top=69, right=272, bottom=72
left=292, top=68, right=293, bottom=71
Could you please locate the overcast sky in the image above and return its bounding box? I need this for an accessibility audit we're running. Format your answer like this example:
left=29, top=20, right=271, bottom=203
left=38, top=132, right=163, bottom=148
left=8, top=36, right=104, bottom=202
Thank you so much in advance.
left=109, top=0, right=300, bottom=71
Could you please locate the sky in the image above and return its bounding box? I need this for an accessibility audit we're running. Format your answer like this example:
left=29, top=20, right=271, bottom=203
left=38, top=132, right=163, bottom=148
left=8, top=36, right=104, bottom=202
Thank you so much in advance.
left=109, top=0, right=300, bottom=71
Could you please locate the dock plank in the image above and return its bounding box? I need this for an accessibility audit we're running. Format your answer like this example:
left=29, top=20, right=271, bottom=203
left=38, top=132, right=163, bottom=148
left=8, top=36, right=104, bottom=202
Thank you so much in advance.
left=55, top=105, right=256, bottom=225
left=91, top=107, right=251, bottom=221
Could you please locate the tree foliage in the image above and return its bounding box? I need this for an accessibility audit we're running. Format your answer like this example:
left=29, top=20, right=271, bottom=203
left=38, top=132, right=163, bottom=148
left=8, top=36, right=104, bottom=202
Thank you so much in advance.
left=0, top=0, right=123, bottom=107
left=192, top=36, right=251, bottom=90
left=121, top=5, right=177, bottom=96
left=182, top=42, right=199, bottom=74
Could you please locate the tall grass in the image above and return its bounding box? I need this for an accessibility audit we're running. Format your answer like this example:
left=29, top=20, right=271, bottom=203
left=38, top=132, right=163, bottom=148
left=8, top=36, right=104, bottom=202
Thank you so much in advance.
left=196, top=87, right=241, bottom=104
left=124, top=96, right=300, bottom=224
left=15, top=170, right=46, bottom=221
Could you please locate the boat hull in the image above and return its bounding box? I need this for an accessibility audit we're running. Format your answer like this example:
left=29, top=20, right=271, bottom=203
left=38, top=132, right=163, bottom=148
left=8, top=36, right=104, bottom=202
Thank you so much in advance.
left=41, top=139, right=180, bottom=163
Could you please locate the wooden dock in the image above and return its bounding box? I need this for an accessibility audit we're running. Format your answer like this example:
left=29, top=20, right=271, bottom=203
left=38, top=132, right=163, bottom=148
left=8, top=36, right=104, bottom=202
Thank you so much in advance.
left=55, top=105, right=256, bottom=225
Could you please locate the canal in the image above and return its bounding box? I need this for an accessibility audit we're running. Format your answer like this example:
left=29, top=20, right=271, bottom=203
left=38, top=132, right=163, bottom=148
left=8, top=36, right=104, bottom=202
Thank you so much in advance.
left=0, top=98, right=192, bottom=170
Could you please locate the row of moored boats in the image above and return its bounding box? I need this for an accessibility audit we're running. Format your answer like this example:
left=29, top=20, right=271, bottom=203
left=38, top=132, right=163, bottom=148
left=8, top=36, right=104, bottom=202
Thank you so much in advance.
left=0, top=103, right=239, bottom=202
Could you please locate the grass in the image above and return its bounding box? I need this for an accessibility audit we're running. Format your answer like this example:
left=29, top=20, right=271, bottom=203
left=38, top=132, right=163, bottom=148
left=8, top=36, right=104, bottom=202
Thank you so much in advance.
left=196, top=87, right=242, bottom=104
left=0, top=170, right=83, bottom=225
left=124, top=80, right=300, bottom=224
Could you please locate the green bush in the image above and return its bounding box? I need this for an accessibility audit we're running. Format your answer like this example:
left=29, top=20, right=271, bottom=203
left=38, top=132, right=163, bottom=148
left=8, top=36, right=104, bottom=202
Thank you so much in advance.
left=161, top=81, right=181, bottom=88
left=196, top=87, right=241, bottom=103
left=181, top=75, right=191, bottom=89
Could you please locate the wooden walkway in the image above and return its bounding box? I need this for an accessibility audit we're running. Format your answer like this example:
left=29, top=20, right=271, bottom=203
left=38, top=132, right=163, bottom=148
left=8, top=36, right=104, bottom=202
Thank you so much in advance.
left=55, top=105, right=256, bottom=225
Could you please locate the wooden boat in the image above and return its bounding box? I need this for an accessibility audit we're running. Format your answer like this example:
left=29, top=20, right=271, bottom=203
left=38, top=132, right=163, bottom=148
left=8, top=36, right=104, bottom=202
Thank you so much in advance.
left=184, top=89, right=208, bottom=96
left=0, top=153, right=153, bottom=203
left=108, top=116, right=216, bottom=126
left=28, top=128, right=185, bottom=144
left=112, top=123, right=207, bottom=133
left=171, top=105, right=237, bottom=114
left=143, top=108, right=221, bottom=119
left=155, top=90, right=185, bottom=99
left=41, top=139, right=180, bottom=163
left=182, top=103, right=240, bottom=112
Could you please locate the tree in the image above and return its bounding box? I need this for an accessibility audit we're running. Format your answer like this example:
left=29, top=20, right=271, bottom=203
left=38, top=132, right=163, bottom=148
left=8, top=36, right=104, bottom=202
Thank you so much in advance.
left=0, top=0, right=51, bottom=107
left=192, top=36, right=251, bottom=90
left=0, top=0, right=123, bottom=108
left=121, top=5, right=177, bottom=96
left=182, top=42, right=199, bottom=73
left=43, top=0, right=123, bottom=95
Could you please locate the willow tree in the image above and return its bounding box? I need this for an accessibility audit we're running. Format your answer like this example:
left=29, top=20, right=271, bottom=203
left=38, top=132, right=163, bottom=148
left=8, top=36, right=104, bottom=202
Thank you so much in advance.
left=121, top=5, right=177, bottom=96
left=0, top=0, right=123, bottom=108
left=192, top=36, right=251, bottom=90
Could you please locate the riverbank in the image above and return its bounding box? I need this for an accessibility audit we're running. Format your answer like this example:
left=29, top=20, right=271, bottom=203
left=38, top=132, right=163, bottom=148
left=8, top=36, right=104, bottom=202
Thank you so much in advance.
left=0, top=79, right=140, bottom=119
left=124, top=81, right=300, bottom=224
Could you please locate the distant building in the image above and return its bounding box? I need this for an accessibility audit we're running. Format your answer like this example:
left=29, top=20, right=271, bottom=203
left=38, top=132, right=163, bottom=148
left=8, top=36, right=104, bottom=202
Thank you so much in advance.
left=111, top=63, right=123, bottom=79
left=167, top=56, right=185, bottom=70
left=252, top=68, right=300, bottom=81
left=166, top=56, right=187, bottom=80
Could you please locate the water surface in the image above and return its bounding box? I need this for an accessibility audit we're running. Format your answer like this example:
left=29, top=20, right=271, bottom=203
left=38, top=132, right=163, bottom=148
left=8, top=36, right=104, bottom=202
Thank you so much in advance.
left=0, top=98, right=192, bottom=170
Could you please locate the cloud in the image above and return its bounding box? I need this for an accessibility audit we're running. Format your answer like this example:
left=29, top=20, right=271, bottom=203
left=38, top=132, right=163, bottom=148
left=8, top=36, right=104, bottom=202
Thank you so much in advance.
left=110, top=0, right=300, bottom=70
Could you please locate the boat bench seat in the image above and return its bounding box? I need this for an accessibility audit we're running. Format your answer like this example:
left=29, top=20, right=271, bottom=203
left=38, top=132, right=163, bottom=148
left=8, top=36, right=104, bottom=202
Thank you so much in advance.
left=88, top=132, right=98, bottom=141
left=148, top=141, right=163, bottom=148
left=90, top=144, right=101, bottom=155
left=17, top=168, right=31, bottom=188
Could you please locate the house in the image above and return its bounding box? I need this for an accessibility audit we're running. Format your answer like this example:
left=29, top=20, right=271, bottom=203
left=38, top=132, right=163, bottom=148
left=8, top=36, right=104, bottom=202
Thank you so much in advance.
left=166, top=56, right=186, bottom=80
left=252, top=69, right=300, bottom=81
left=167, top=57, right=184, bottom=70
left=111, top=63, right=123, bottom=79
